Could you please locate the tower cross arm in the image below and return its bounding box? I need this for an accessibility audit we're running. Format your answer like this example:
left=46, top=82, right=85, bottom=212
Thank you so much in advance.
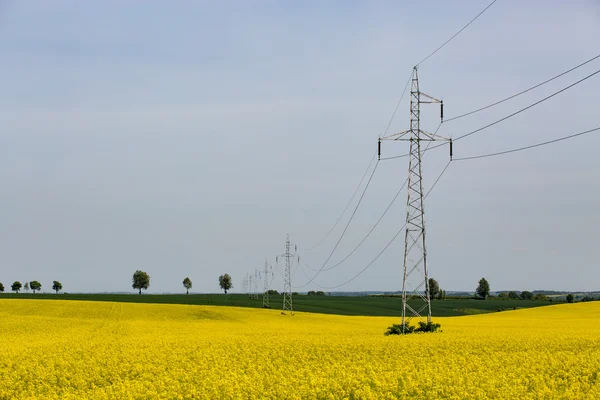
left=419, top=92, right=442, bottom=104
left=380, top=129, right=411, bottom=141
left=383, top=129, right=450, bottom=142
left=417, top=129, right=451, bottom=142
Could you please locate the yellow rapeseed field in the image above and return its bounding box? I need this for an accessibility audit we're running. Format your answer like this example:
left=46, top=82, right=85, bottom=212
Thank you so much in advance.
left=0, top=299, right=599, bottom=399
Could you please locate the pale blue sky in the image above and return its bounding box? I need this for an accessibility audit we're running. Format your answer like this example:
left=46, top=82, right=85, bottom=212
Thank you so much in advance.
left=1, top=1, right=599, bottom=293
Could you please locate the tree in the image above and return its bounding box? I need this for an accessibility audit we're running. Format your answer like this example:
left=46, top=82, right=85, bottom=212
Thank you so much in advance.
left=316, top=291, right=325, bottom=296
left=566, top=293, right=575, bottom=303
left=52, top=281, right=63, bottom=294
left=437, top=288, right=445, bottom=300
left=533, top=293, right=547, bottom=301
left=132, top=270, right=150, bottom=294
left=11, top=281, right=22, bottom=293
left=307, top=290, right=316, bottom=296
left=29, top=281, right=41, bottom=294
left=183, top=277, right=192, bottom=295
left=24, top=282, right=29, bottom=293
left=428, top=278, right=440, bottom=299
left=476, top=278, right=490, bottom=299
left=0, top=282, right=4, bottom=293
left=508, top=291, right=519, bottom=299
left=520, top=291, right=533, bottom=300
left=218, top=274, right=233, bottom=294
left=267, top=289, right=278, bottom=295
left=498, top=292, right=509, bottom=299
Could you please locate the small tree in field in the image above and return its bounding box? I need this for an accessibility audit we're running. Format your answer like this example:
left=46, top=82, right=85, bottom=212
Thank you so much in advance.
left=566, top=293, right=575, bottom=303
left=24, top=282, right=30, bottom=293
left=132, top=270, right=150, bottom=294
left=52, top=281, right=63, bottom=294
left=533, top=293, right=547, bottom=301
left=508, top=291, right=519, bottom=299
left=428, top=278, right=440, bottom=299
left=0, top=282, right=4, bottom=293
left=29, top=281, right=41, bottom=293
left=11, top=281, right=22, bottom=294
left=183, top=277, right=192, bottom=295
left=476, top=278, right=490, bottom=299
left=218, top=274, right=233, bottom=294
left=520, top=290, right=533, bottom=300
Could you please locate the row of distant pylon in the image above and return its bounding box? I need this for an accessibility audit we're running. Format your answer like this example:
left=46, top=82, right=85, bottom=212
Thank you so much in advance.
left=242, top=234, right=297, bottom=314
left=242, top=260, right=272, bottom=309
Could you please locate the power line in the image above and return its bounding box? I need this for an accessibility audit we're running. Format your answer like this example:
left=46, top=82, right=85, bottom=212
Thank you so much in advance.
left=298, top=176, right=407, bottom=273
left=454, top=68, right=600, bottom=141
left=293, top=160, right=380, bottom=289
left=445, top=53, right=600, bottom=122
left=303, top=139, right=439, bottom=272
left=309, top=126, right=600, bottom=289
left=453, top=127, right=600, bottom=161
left=306, top=160, right=453, bottom=290
left=303, top=153, right=376, bottom=250
left=381, top=73, right=413, bottom=139
left=382, top=68, right=600, bottom=161
left=416, top=0, right=498, bottom=66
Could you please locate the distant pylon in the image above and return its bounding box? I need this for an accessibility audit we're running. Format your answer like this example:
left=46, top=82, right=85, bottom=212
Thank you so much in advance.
left=254, top=268, right=260, bottom=300
left=277, top=234, right=296, bottom=315
left=263, top=259, right=272, bottom=308
left=379, top=66, right=450, bottom=331
left=248, top=274, right=253, bottom=299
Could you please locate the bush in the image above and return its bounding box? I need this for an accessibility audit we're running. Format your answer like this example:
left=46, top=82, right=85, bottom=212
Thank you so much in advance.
left=385, top=321, right=441, bottom=335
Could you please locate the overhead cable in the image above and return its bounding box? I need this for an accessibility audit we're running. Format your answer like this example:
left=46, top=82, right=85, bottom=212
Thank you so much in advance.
left=453, top=127, right=600, bottom=161
left=445, top=53, right=600, bottom=122
left=303, top=153, right=376, bottom=250
left=416, top=0, right=498, bottom=66
left=381, top=69, right=600, bottom=161
left=307, top=160, right=453, bottom=290
left=293, top=160, right=380, bottom=288
left=454, top=68, right=600, bottom=141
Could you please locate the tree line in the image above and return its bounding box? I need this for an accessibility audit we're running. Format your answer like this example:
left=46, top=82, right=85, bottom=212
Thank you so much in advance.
left=0, top=280, right=63, bottom=294
left=131, top=270, right=233, bottom=294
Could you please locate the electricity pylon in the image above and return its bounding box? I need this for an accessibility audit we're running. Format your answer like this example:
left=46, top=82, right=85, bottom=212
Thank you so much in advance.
left=254, top=268, right=260, bottom=300
left=248, top=274, right=254, bottom=299
left=277, top=234, right=296, bottom=315
left=379, top=66, right=451, bottom=331
left=263, top=259, right=272, bottom=308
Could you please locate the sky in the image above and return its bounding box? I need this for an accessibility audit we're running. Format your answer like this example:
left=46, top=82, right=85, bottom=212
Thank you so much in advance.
left=0, top=0, right=599, bottom=294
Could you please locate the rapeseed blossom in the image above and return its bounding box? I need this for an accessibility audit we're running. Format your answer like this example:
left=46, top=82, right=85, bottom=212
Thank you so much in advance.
left=0, top=299, right=598, bottom=399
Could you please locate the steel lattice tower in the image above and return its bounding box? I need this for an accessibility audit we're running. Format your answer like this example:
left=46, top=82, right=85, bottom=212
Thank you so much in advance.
left=254, top=268, right=260, bottom=300
left=263, top=259, right=272, bottom=308
left=379, top=66, right=449, bottom=330
left=278, top=234, right=295, bottom=315
left=248, top=274, right=253, bottom=298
